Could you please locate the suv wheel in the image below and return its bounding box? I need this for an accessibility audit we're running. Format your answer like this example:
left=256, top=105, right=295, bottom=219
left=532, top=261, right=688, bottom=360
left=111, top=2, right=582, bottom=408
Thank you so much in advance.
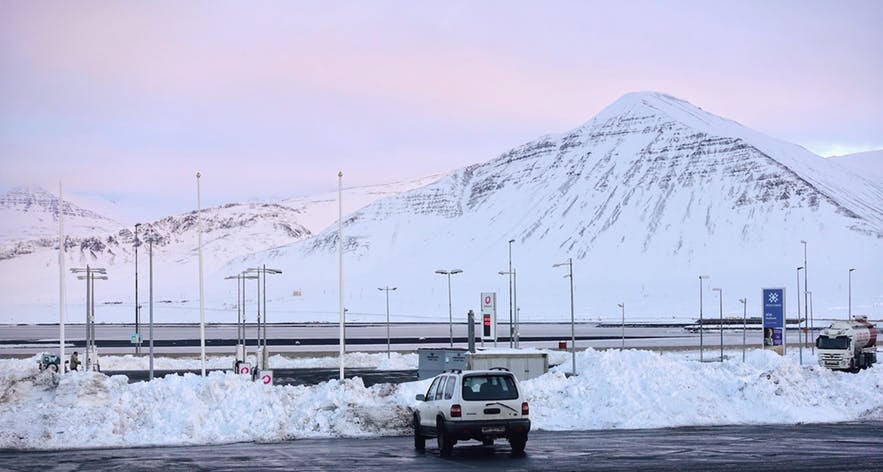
left=509, top=433, right=527, bottom=456
left=413, top=414, right=425, bottom=450
left=437, top=418, right=454, bottom=456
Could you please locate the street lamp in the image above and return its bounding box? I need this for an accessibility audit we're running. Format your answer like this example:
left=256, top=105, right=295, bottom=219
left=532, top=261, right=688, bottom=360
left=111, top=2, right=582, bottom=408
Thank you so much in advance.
left=246, top=266, right=282, bottom=354
left=498, top=268, right=519, bottom=348
left=739, top=298, right=747, bottom=362
left=800, top=240, right=808, bottom=354
left=618, top=303, right=625, bottom=351
left=378, top=286, right=397, bottom=358
left=508, top=239, right=515, bottom=348
left=553, top=259, right=576, bottom=376
left=141, top=230, right=160, bottom=379
left=134, top=223, right=142, bottom=354
left=71, top=266, right=107, bottom=371
left=807, top=291, right=814, bottom=355
left=699, top=275, right=710, bottom=361
left=196, top=171, right=206, bottom=377
left=797, top=266, right=804, bottom=365
left=712, top=288, right=722, bottom=362
left=848, top=268, right=855, bottom=320
left=435, top=269, right=463, bottom=347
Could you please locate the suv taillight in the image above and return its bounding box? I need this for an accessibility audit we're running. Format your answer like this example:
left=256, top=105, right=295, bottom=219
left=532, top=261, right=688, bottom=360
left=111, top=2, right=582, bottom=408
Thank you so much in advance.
left=521, top=402, right=529, bottom=416
left=451, top=404, right=462, bottom=418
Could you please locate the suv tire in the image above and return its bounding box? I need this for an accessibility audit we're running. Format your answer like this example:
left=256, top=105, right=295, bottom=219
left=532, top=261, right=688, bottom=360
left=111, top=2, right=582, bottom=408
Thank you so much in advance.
left=437, top=418, right=454, bottom=457
left=509, top=433, right=527, bottom=455
left=413, top=414, right=425, bottom=450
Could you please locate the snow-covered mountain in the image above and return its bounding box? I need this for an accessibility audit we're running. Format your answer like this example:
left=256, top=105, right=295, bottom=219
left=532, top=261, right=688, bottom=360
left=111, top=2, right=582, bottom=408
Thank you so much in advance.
left=828, top=150, right=883, bottom=186
left=222, top=92, right=883, bottom=325
left=0, top=187, right=122, bottom=244
left=0, top=176, right=445, bottom=323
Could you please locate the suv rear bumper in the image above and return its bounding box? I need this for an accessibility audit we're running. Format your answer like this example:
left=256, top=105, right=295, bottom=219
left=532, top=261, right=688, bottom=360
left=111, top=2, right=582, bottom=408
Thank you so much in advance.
left=443, top=418, right=531, bottom=440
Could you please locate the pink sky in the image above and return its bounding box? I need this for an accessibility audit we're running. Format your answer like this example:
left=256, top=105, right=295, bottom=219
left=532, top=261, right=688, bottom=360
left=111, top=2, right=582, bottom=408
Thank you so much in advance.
left=1, top=0, right=881, bottom=219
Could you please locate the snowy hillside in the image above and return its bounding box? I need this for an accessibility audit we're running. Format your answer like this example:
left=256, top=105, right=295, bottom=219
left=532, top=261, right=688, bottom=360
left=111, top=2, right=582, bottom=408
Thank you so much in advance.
left=0, top=176, right=444, bottom=323
left=0, top=187, right=122, bottom=244
left=222, top=92, right=883, bottom=324
left=828, top=150, right=883, bottom=185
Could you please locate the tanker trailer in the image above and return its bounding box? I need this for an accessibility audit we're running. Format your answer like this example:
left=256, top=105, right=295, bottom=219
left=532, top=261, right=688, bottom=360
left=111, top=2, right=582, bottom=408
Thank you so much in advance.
left=816, top=315, right=878, bottom=372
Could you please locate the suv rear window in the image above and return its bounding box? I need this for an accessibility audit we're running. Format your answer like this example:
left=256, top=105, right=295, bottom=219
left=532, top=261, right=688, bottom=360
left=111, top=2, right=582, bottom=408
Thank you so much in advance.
left=462, top=374, right=519, bottom=401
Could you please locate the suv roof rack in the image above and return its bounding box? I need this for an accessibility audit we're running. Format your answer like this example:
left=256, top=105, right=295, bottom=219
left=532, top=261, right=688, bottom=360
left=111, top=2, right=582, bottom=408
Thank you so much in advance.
left=442, top=369, right=462, bottom=374
left=489, top=367, right=510, bottom=371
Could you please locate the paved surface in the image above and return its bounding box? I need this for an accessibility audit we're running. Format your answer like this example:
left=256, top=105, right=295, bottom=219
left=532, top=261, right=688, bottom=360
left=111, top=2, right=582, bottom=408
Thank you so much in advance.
left=1, top=422, right=881, bottom=471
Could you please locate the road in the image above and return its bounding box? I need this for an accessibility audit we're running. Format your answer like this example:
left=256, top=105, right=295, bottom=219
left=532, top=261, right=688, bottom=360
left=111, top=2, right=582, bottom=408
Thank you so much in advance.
left=2, top=322, right=792, bottom=356
left=1, top=422, right=880, bottom=471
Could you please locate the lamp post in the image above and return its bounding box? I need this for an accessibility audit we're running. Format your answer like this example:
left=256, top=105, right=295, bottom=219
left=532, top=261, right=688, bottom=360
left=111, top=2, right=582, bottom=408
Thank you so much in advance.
left=800, top=240, right=808, bottom=354
left=71, top=266, right=107, bottom=371
left=508, top=239, right=515, bottom=348
left=553, top=258, right=576, bottom=376
left=797, top=266, right=804, bottom=364
left=807, top=291, right=814, bottom=355
left=848, top=268, right=855, bottom=320
left=196, top=172, right=206, bottom=377
left=338, top=171, right=344, bottom=380
left=739, top=298, right=747, bottom=362
left=712, top=288, right=722, bottom=362
left=143, top=230, right=159, bottom=380
left=699, top=275, right=710, bottom=361
left=246, top=266, right=282, bottom=352
left=618, top=303, right=625, bottom=351
left=498, top=268, right=518, bottom=347
left=134, top=223, right=141, bottom=354
left=378, top=286, right=397, bottom=358
left=435, top=269, right=463, bottom=347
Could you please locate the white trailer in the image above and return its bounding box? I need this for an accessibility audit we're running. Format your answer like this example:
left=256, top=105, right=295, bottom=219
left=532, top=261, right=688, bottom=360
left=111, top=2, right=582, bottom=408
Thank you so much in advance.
left=816, top=316, right=878, bottom=372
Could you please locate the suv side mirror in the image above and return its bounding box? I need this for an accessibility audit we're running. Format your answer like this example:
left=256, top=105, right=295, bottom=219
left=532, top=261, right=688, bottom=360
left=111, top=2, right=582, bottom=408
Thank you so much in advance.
left=415, top=394, right=425, bottom=401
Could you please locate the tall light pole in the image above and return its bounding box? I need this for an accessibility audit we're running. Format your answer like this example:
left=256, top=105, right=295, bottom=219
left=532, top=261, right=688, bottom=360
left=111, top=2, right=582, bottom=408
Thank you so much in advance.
left=498, top=268, right=518, bottom=347
left=800, top=240, right=808, bottom=354
left=435, top=269, right=463, bottom=347
left=378, top=286, right=397, bottom=358
left=739, top=298, right=747, bottom=362
left=143, top=230, right=159, bottom=380
left=807, top=291, right=814, bottom=355
left=338, top=171, right=345, bottom=381
left=225, top=274, right=243, bottom=359
left=848, top=268, right=855, bottom=320
left=71, top=266, right=107, bottom=371
left=508, top=239, right=515, bottom=348
left=58, top=182, right=66, bottom=367
left=553, top=258, right=575, bottom=376
left=246, top=266, right=282, bottom=356
left=712, top=288, right=722, bottom=362
left=797, top=266, right=804, bottom=364
left=699, top=275, right=710, bottom=361
left=134, top=223, right=142, bottom=354
left=618, top=303, right=625, bottom=351
left=196, top=172, right=206, bottom=377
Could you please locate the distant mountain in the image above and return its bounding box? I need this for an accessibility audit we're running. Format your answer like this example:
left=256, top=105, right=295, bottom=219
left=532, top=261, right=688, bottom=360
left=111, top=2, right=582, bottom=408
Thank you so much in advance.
left=0, top=175, right=445, bottom=323
left=0, top=187, right=122, bottom=244
left=223, top=92, right=883, bottom=324
left=828, top=150, right=883, bottom=185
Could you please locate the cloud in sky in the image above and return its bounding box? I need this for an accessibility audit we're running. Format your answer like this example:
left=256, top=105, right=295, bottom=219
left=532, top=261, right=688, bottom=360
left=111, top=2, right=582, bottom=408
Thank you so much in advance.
left=1, top=0, right=881, bottom=218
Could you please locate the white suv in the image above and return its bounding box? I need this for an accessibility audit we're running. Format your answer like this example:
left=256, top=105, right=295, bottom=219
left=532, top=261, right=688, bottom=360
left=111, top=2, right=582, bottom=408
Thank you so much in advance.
left=413, top=368, right=530, bottom=456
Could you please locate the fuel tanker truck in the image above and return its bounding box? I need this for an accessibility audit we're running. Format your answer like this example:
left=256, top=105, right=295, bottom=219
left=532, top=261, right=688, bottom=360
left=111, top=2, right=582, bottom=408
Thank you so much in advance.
left=816, top=315, right=878, bottom=372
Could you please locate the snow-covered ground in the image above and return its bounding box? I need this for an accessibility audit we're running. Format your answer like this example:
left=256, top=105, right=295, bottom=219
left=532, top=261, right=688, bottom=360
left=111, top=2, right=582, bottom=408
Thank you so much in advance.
left=1, top=348, right=881, bottom=450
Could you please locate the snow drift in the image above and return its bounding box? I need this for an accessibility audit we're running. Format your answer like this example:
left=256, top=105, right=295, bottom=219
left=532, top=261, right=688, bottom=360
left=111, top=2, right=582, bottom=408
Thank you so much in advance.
left=1, top=349, right=881, bottom=450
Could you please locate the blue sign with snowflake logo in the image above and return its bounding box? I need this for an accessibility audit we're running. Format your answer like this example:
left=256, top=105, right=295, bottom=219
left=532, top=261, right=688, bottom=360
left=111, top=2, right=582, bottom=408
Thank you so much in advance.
left=762, top=288, right=785, bottom=348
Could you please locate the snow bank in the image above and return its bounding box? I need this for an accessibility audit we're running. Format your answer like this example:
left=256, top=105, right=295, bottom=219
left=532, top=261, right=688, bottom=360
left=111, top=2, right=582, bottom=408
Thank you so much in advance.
left=1, top=349, right=881, bottom=450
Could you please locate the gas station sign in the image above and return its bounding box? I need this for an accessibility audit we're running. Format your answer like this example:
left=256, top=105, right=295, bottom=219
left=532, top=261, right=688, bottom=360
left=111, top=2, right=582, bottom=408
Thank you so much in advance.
left=481, top=292, right=496, bottom=341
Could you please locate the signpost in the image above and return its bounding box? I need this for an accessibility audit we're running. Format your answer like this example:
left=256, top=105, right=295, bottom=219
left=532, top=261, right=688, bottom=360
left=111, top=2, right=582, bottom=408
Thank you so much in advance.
left=762, top=288, right=786, bottom=355
left=481, top=292, right=497, bottom=344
